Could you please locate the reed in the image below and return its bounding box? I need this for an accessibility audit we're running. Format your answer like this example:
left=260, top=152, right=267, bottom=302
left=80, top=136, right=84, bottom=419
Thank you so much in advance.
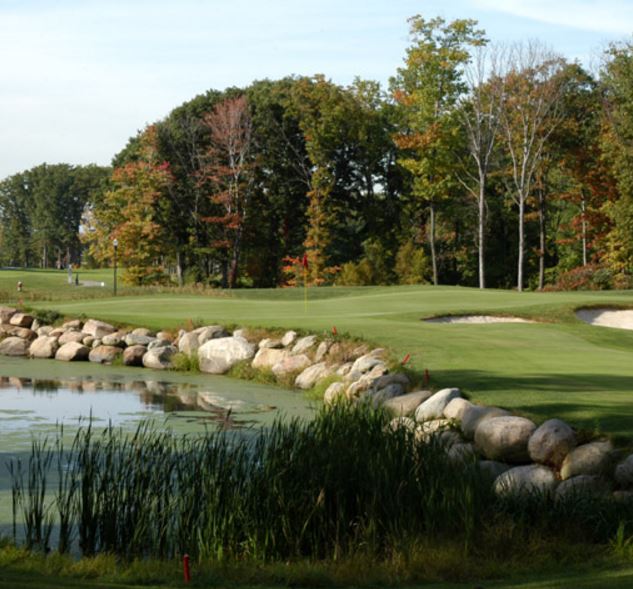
left=8, top=404, right=633, bottom=565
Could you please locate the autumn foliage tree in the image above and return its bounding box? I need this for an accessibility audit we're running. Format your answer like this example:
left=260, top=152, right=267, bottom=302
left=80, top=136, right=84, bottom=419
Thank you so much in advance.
left=199, top=95, right=253, bottom=288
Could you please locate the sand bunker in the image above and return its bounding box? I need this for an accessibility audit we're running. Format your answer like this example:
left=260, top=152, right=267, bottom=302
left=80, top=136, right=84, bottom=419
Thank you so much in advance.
left=424, top=315, right=533, bottom=324
left=576, top=308, right=633, bottom=330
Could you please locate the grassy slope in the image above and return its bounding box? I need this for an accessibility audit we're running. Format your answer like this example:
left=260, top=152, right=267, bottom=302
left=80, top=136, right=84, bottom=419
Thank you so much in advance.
left=20, top=278, right=633, bottom=436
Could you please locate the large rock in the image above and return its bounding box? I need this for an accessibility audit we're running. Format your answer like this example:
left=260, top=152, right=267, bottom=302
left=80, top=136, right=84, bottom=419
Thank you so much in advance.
left=615, top=455, right=633, bottom=488
left=143, top=345, right=178, bottom=370
left=83, top=319, right=116, bottom=339
left=461, top=406, right=510, bottom=440
left=383, top=390, right=433, bottom=417
left=125, top=333, right=155, bottom=347
left=102, top=333, right=126, bottom=347
left=314, top=341, right=331, bottom=362
left=195, top=325, right=228, bottom=345
left=123, top=345, right=146, bottom=366
left=178, top=332, right=200, bottom=356
left=528, top=419, right=577, bottom=467
left=131, top=327, right=153, bottom=337
left=479, top=460, right=512, bottom=482
left=3, top=326, right=37, bottom=340
left=9, top=313, right=34, bottom=328
left=29, top=336, right=59, bottom=359
left=323, top=382, right=346, bottom=405
left=474, top=416, right=536, bottom=463
left=258, top=337, right=283, bottom=350
left=443, top=398, right=474, bottom=422
left=37, top=326, right=53, bottom=336
left=556, top=475, right=609, bottom=500
left=292, top=335, right=318, bottom=354
left=271, top=354, right=311, bottom=377
left=494, top=464, right=558, bottom=497
left=368, top=383, right=405, bottom=406
left=350, top=353, right=385, bottom=375
left=560, top=440, right=613, bottom=480
left=281, top=330, right=297, bottom=347
left=55, top=342, right=90, bottom=361
left=197, top=336, right=256, bottom=374
left=415, top=388, right=461, bottom=422
left=58, top=330, right=86, bottom=345
left=0, top=306, right=17, bottom=323
left=89, top=345, right=122, bottom=364
left=62, top=319, right=83, bottom=330
left=295, top=362, right=334, bottom=389
left=252, top=348, right=289, bottom=370
left=0, top=336, right=29, bottom=356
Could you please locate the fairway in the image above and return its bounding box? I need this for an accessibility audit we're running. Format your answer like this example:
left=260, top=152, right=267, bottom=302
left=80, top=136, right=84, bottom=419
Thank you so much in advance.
left=10, top=272, right=632, bottom=437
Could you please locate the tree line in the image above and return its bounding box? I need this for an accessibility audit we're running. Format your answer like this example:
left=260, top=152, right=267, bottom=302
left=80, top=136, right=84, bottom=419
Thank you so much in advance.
left=3, top=15, right=633, bottom=291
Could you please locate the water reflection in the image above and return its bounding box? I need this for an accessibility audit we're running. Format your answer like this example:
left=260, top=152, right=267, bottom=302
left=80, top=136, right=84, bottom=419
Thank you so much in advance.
left=0, top=376, right=280, bottom=432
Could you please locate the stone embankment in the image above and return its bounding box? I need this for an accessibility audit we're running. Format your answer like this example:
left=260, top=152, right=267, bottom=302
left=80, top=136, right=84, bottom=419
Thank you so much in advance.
left=0, top=306, right=631, bottom=500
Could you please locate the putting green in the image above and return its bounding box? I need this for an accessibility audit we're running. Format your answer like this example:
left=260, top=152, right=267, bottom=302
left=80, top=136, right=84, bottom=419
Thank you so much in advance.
left=22, top=283, right=633, bottom=437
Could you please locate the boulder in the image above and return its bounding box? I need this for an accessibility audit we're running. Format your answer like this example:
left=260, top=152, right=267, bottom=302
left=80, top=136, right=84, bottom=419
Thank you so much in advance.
left=178, top=332, right=200, bottom=356
left=371, top=373, right=410, bottom=390
left=29, top=336, right=59, bottom=359
left=388, top=416, right=417, bottom=433
left=336, top=363, right=353, bottom=376
left=479, top=460, right=512, bottom=482
left=58, top=331, right=87, bottom=345
left=82, top=336, right=95, bottom=347
left=528, top=419, right=577, bottom=467
left=350, top=354, right=384, bottom=375
left=0, top=336, right=29, bottom=356
left=461, top=406, right=510, bottom=440
left=383, top=390, right=434, bottom=417
left=83, top=319, right=116, bottom=339
left=281, top=330, right=297, bottom=347
left=156, top=331, right=173, bottom=342
left=55, top=342, right=90, bottom=362
left=252, top=348, right=289, bottom=370
left=148, top=339, right=172, bottom=350
left=560, top=440, right=613, bottom=480
left=143, top=345, right=178, bottom=370
left=62, top=319, right=83, bottom=330
left=123, top=345, right=146, bottom=366
left=494, top=464, right=558, bottom=497
left=37, top=326, right=53, bottom=336
left=49, top=328, right=65, bottom=337
left=195, top=325, right=228, bottom=345
left=443, top=398, right=474, bottom=422
left=102, top=333, right=126, bottom=347
left=368, top=383, right=405, bottom=406
left=125, top=333, right=155, bottom=347
left=416, top=418, right=453, bottom=442
left=615, top=454, right=633, bottom=488
left=556, top=475, right=609, bottom=500
left=323, top=382, right=346, bottom=405
left=31, top=319, right=41, bottom=331
left=314, top=340, right=331, bottom=362
left=9, top=313, right=34, bottom=328
left=258, top=338, right=283, bottom=349
left=0, top=306, right=17, bottom=323
left=131, top=327, right=153, bottom=337
left=232, top=328, right=248, bottom=339
left=89, top=345, right=122, bottom=364
left=198, top=336, right=256, bottom=374
left=292, top=335, right=318, bottom=354
left=474, top=416, right=536, bottom=463
left=295, top=362, right=334, bottom=389
left=4, top=326, right=37, bottom=340
left=271, top=353, right=311, bottom=377
left=415, top=388, right=461, bottom=423
left=447, top=442, right=476, bottom=464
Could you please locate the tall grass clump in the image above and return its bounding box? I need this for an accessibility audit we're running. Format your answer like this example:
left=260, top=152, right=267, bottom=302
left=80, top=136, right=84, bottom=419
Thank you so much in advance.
left=9, top=404, right=633, bottom=567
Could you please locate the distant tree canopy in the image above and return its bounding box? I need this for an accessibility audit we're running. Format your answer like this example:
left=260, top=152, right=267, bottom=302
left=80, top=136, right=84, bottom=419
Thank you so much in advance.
left=3, top=16, right=633, bottom=291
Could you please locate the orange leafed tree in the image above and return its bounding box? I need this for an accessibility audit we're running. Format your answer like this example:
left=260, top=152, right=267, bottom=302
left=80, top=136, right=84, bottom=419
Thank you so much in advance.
left=200, top=95, right=253, bottom=288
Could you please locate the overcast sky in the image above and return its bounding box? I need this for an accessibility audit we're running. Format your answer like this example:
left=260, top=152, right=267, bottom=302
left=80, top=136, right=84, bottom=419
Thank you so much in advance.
left=0, top=0, right=631, bottom=178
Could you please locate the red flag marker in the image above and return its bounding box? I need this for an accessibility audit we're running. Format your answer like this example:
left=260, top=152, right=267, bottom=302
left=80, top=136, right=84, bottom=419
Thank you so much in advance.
left=302, top=253, right=309, bottom=269
left=401, top=353, right=411, bottom=366
left=183, top=554, right=191, bottom=584
left=423, top=368, right=430, bottom=386
left=332, top=325, right=338, bottom=336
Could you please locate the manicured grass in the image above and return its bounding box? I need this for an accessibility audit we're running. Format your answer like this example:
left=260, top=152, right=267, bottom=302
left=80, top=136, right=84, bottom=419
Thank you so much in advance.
left=21, top=280, right=633, bottom=437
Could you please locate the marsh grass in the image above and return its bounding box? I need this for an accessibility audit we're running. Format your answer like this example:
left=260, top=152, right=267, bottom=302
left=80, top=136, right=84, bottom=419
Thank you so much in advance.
left=8, top=404, right=633, bottom=584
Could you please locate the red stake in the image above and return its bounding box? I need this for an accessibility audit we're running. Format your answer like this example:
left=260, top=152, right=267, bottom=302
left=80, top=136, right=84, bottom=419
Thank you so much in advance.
left=332, top=325, right=338, bottom=336
left=423, top=368, right=430, bottom=386
left=401, top=353, right=411, bottom=366
left=183, top=554, right=191, bottom=584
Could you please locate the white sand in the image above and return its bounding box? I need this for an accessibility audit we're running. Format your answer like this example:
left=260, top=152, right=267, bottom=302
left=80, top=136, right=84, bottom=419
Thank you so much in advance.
left=576, top=308, right=633, bottom=330
left=424, top=315, right=533, bottom=324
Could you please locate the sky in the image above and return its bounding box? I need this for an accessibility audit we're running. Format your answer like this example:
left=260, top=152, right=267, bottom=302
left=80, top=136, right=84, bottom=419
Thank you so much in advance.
left=0, top=0, right=631, bottom=178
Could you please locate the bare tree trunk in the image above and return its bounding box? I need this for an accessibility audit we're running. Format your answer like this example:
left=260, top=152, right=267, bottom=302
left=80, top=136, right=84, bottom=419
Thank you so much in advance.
left=581, top=195, right=588, bottom=266
left=518, top=196, right=525, bottom=292
left=538, top=189, right=546, bottom=290
left=175, top=250, right=184, bottom=287
left=229, top=229, right=242, bottom=289
left=429, top=202, right=438, bottom=286
left=478, top=178, right=486, bottom=289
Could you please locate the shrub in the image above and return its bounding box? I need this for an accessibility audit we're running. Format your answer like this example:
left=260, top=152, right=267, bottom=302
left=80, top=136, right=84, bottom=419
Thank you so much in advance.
left=395, top=240, right=429, bottom=285
left=547, top=264, right=614, bottom=291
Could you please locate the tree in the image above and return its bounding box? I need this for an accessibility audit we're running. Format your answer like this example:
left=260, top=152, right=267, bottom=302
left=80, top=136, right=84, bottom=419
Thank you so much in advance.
left=498, top=42, right=567, bottom=291
left=200, top=95, right=253, bottom=288
left=459, top=44, right=504, bottom=289
left=392, top=16, right=487, bottom=285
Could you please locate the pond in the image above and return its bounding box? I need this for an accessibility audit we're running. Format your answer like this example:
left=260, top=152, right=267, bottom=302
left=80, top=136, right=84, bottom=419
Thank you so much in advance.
left=0, top=356, right=316, bottom=539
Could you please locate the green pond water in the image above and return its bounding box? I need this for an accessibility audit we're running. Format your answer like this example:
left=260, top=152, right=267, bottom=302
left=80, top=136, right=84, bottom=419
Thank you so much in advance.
left=0, top=356, right=315, bottom=539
